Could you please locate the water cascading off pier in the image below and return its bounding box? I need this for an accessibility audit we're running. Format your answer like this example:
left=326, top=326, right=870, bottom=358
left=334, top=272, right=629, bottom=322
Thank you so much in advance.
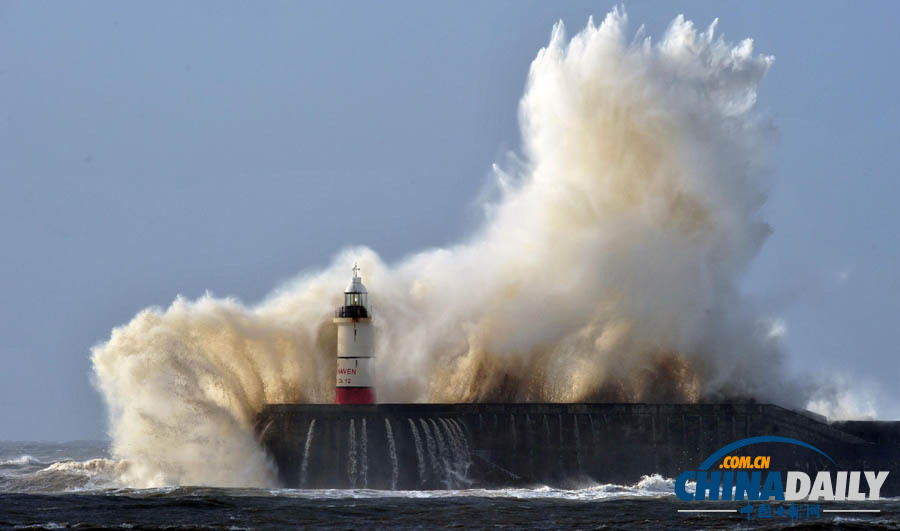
left=258, top=405, right=474, bottom=490
left=256, top=403, right=900, bottom=493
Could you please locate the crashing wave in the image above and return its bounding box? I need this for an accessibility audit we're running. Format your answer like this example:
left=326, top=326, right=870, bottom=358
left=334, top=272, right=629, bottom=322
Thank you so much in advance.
left=90, top=8, right=826, bottom=488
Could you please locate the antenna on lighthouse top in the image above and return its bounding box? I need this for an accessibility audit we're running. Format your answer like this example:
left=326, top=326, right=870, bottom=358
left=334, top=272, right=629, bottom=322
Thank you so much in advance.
left=345, top=263, right=367, bottom=295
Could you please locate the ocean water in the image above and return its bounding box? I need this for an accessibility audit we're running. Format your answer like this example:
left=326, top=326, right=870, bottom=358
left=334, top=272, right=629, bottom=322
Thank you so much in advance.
left=1, top=442, right=897, bottom=529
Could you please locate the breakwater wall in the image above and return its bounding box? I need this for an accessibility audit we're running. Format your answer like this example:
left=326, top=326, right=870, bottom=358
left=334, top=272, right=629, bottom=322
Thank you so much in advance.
left=255, top=403, right=900, bottom=493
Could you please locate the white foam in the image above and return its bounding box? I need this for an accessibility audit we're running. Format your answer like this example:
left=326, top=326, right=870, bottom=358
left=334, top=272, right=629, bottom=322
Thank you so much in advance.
left=0, top=455, right=43, bottom=466
left=263, top=474, right=680, bottom=501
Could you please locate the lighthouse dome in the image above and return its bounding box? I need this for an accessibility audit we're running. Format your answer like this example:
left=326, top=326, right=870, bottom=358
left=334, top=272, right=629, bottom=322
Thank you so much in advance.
left=345, top=276, right=367, bottom=294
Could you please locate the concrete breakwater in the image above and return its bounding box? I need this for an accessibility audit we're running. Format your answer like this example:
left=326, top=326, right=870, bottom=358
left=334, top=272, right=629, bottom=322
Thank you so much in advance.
left=255, top=403, right=900, bottom=494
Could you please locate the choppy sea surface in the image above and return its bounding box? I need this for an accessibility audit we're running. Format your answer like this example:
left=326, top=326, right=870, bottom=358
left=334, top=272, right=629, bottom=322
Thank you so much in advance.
left=1, top=441, right=897, bottom=529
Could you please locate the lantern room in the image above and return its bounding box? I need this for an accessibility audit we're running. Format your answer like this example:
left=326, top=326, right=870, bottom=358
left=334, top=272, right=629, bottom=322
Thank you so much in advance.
left=336, top=264, right=369, bottom=319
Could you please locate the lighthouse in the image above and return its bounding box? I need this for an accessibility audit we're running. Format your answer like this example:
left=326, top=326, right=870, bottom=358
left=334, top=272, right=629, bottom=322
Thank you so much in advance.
left=333, top=264, right=375, bottom=404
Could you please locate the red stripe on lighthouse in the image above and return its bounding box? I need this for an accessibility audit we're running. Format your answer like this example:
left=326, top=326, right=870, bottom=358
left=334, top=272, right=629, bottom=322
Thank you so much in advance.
left=335, top=387, right=375, bottom=405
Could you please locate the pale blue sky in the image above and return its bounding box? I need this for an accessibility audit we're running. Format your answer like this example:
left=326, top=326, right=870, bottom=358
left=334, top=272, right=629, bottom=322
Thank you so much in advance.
left=1, top=2, right=898, bottom=440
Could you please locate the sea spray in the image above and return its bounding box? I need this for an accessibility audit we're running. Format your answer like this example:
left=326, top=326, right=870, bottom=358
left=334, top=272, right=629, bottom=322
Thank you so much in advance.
left=385, top=418, right=399, bottom=490
left=439, top=419, right=459, bottom=466
left=451, top=419, right=470, bottom=460
left=449, top=419, right=472, bottom=479
left=429, top=419, right=451, bottom=486
left=91, top=9, right=816, bottom=488
left=408, top=418, right=427, bottom=485
left=300, top=419, right=316, bottom=487
left=440, top=419, right=463, bottom=483
left=360, top=418, right=368, bottom=488
left=348, top=419, right=357, bottom=487
left=419, top=419, right=439, bottom=480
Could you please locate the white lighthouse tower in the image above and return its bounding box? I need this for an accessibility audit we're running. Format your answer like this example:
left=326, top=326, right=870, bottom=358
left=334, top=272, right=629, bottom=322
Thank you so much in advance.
left=333, top=264, right=375, bottom=404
